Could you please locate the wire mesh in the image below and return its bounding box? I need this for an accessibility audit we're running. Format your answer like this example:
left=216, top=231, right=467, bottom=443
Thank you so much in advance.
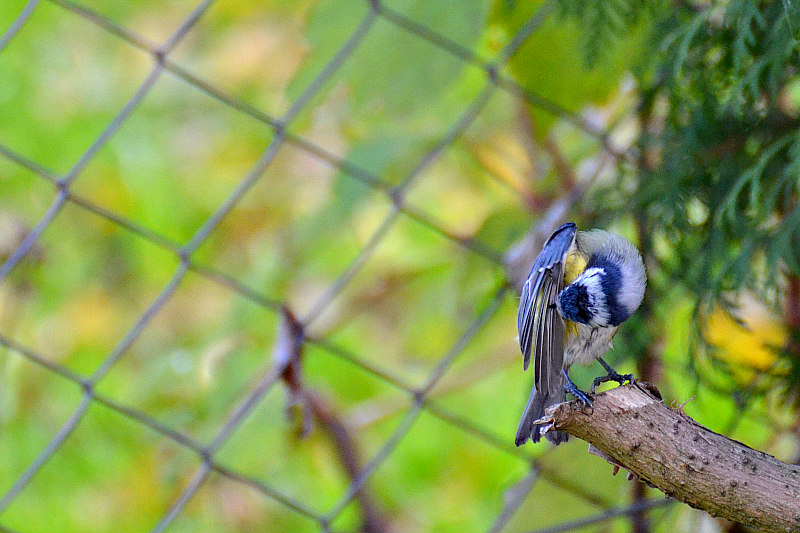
left=0, top=1, right=675, bottom=531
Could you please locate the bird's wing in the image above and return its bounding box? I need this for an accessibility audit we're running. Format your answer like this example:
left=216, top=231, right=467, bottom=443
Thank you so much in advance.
left=517, top=222, right=575, bottom=396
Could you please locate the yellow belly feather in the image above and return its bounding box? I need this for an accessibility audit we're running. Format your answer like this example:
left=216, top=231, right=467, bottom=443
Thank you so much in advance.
left=562, top=250, right=588, bottom=338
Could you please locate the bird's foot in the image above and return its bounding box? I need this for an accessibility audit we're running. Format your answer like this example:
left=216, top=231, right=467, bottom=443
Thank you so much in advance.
left=591, top=371, right=634, bottom=394
left=562, top=369, right=592, bottom=409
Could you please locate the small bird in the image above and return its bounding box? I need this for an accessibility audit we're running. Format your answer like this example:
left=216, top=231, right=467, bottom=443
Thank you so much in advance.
left=515, top=222, right=646, bottom=445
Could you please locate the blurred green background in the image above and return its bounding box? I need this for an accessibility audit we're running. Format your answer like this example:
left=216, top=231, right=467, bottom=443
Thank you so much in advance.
left=1, top=1, right=799, bottom=532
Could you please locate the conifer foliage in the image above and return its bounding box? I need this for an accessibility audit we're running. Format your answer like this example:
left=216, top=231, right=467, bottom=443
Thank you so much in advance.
left=579, top=0, right=800, bottom=399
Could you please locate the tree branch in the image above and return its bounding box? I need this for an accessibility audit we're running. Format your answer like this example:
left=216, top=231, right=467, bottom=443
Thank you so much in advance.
left=537, top=382, right=800, bottom=533
left=275, top=307, right=389, bottom=533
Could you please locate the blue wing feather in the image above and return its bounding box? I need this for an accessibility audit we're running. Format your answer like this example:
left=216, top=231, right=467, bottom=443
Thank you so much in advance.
left=517, top=222, right=575, bottom=396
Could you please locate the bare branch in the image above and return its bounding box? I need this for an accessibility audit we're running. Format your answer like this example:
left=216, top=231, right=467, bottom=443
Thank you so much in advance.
left=538, top=382, right=800, bottom=533
left=305, top=391, right=389, bottom=533
left=276, top=307, right=389, bottom=533
left=504, top=173, right=595, bottom=292
left=488, top=468, right=538, bottom=533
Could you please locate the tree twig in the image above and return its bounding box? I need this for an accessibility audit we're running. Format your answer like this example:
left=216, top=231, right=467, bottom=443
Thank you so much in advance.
left=538, top=382, right=800, bottom=533
left=488, top=468, right=538, bottom=533
left=276, top=307, right=389, bottom=533
left=304, top=390, right=389, bottom=533
left=503, top=141, right=612, bottom=292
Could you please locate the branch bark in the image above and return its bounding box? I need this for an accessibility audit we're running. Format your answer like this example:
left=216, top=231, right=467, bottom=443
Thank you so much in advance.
left=537, top=382, right=800, bottom=533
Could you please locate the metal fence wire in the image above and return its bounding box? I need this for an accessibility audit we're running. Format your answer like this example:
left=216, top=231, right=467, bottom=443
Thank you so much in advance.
left=0, top=1, right=679, bottom=532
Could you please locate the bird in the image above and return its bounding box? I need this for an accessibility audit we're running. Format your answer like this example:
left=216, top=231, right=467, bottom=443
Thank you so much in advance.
left=515, top=222, right=646, bottom=446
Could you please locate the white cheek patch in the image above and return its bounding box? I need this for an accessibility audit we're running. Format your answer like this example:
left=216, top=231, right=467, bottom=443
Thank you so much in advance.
left=576, top=268, right=604, bottom=296
left=574, top=268, right=611, bottom=327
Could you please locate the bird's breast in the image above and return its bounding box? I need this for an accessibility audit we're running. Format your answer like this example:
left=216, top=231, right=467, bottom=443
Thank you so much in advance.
left=563, top=323, right=618, bottom=367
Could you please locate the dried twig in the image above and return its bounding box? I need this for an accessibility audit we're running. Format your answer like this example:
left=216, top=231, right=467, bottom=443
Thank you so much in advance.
left=276, top=307, right=389, bottom=533
left=539, top=382, right=800, bottom=533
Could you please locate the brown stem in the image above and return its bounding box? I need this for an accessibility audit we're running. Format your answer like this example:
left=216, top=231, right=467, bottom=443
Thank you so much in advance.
left=503, top=153, right=609, bottom=292
left=784, top=274, right=800, bottom=359
left=276, top=307, right=389, bottom=533
left=517, top=102, right=539, bottom=177
left=627, top=347, right=661, bottom=533
left=305, top=392, right=389, bottom=533
left=543, top=135, right=577, bottom=191
left=630, top=481, right=650, bottom=533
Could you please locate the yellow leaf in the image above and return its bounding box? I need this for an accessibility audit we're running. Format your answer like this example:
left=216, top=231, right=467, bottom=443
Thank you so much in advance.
left=704, top=294, right=786, bottom=371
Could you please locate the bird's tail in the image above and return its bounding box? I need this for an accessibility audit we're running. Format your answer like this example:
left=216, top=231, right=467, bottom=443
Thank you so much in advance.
left=515, top=385, right=568, bottom=445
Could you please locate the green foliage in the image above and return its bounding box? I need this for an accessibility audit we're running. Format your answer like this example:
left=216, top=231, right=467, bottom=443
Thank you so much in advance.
left=490, top=0, right=652, bottom=132
left=584, top=0, right=800, bottom=399
left=635, top=1, right=799, bottom=300
left=558, top=0, right=659, bottom=66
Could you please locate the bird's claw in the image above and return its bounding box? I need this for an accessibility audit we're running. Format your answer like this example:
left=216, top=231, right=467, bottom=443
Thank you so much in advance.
left=591, top=372, right=634, bottom=394
left=564, top=379, right=593, bottom=409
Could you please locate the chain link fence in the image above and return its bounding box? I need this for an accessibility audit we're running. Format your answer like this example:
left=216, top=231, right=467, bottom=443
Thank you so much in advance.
left=0, top=1, right=688, bottom=531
